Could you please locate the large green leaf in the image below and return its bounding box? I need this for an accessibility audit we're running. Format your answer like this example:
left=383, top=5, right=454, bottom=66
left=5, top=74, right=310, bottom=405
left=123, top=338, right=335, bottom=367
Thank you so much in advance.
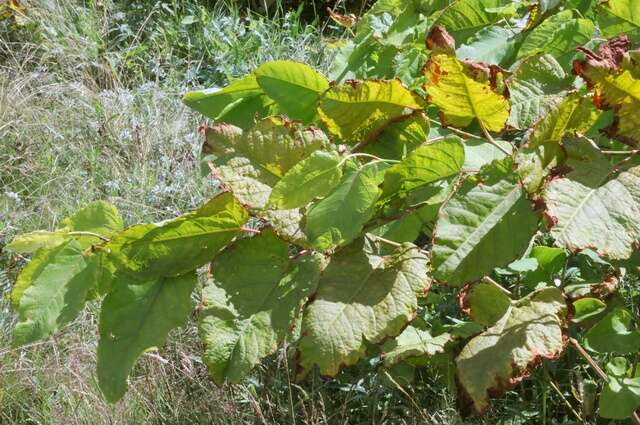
left=199, top=230, right=323, bottom=384
left=382, top=327, right=450, bottom=367
left=97, top=272, right=196, bottom=402
left=543, top=157, right=640, bottom=259
left=456, top=26, right=521, bottom=67
left=457, top=288, right=567, bottom=413
left=182, top=74, right=276, bottom=129
left=524, top=93, right=599, bottom=148
left=381, top=136, right=465, bottom=197
left=517, top=11, right=594, bottom=65
left=521, top=246, right=568, bottom=288
left=304, top=161, right=389, bottom=250
left=318, top=79, right=424, bottom=144
left=460, top=281, right=511, bottom=326
left=297, top=240, right=429, bottom=376
left=267, top=151, right=343, bottom=210
left=600, top=357, right=640, bottom=419
left=424, top=53, right=510, bottom=132
left=105, top=192, right=248, bottom=279
left=515, top=143, right=565, bottom=194
left=432, top=159, right=540, bottom=286
left=205, top=119, right=328, bottom=208
left=12, top=239, right=93, bottom=345
left=255, top=60, right=329, bottom=123
left=433, top=0, right=506, bottom=43
left=572, top=298, right=607, bottom=323
left=598, top=0, right=640, bottom=42
left=362, top=113, right=430, bottom=160
left=584, top=308, right=640, bottom=354
left=7, top=201, right=123, bottom=253
left=507, top=54, right=570, bottom=130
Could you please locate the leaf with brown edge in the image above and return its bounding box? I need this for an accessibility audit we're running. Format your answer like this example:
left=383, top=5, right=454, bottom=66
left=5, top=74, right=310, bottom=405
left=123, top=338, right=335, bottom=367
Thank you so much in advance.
left=456, top=288, right=568, bottom=414
left=573, top=35, right=640, bottom=146
left=423, top=47, right=510, bottom=132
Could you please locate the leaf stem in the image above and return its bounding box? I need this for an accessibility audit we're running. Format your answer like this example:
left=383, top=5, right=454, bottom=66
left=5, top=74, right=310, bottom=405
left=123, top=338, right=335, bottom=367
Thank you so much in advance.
left=570, top=338, right=640, bottom=425
left=67, top=231, right=110, bottom=242
left=481, top=275, right=512, bottom=297
left=241, top=227, right=261, bottom=234
left=427, top=118, right=511, bottom=156
left=428, top=118, right=482, bottom=140
left=601, top=149, right=640, bottom=155
left=366, top=234, right=429, bottom=256
left=479, top=122, right=512, bottom=156
left=337, top=153, right=400, bottom=168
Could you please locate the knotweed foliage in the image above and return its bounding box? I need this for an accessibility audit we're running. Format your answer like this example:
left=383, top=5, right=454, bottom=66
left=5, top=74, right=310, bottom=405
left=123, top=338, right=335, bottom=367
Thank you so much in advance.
left=7, top=0, right=640, bottom=419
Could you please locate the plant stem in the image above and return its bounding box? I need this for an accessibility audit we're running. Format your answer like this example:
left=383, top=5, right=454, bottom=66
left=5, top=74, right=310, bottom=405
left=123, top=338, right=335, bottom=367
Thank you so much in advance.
left=545, top=372, right=585, bottom=424
left=570, top=338, right=640, bottom=425
left=602, top=149, right=640, bottom=155
left=366, top=234, right=429, bottom=256
left=67, top=231, right=109, bottom=242
left=479, top=122, right=512, bottom=156
left=481, top=275, right=513, bottom=297
left=427, top=118, right=511, bottom=155
left=337, top=153, right=399, bottom=168
left=241, top=227, right=261, bottom=234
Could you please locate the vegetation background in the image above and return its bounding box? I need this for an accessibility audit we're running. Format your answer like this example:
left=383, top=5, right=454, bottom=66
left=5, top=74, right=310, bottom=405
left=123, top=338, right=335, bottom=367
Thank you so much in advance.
left=0, top=1, right=633, bottom=424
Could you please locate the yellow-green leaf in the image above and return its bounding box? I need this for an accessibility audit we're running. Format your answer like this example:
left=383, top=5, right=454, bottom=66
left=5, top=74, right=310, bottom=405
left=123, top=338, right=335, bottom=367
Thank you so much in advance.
left=318, top=79, right=424, bottom=144
left=424, top=53, right=510, bottom=132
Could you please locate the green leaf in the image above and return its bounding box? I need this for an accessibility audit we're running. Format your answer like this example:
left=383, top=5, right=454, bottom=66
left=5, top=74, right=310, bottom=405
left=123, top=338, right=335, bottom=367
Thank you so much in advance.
left=60, top=201, right=124, bottom=242
left=383, top=327, right=450, bottom=367
left=456, top=26, right=521, bottom=67
left=255, top=60, right=329, bottom=123
left=424, top=53, right=510, bottom=132
left=97, top=272, right=196, bottom=402
left=363, top=114, right=430, bottom=160
left=432, top=159, right=540, bottom=286
left=182, top=74, right=276, bottom=129
left=572, top=298, right=607, bottom=323
left=517, top=11, right=594, bottom=65
left=507, top=54, right=570, bottom=130
left=7, top=201, right=123, bottom=253
left=267, top=151, right=343, bottom=210
left=515, top=142, right=565, bottom=194
left=106, top=192, right=248, bottom=279
left=257, top=208, right=310, bottom=248
left=13, top=239, right=93, bottom=345
left=462, top=138, right=512, bottom=171
left=584, top=308, right=640, bottom=354
left=434, top=0, right=506, bottom=43
left=456, top=288, right=567, bottom=413
left=318, top=79, right=424, bottom=144
left=381, top=136, right=465, bottom=197
left=304, top=161, right=389, bottom=250
left=600, top=358, right=640, bottom=419
left=6, top=231, right=68, bottom=254
left=525, top=93, right=599, bottom=148
left=205, top=119, right=328, bottom=208
left=199, top=230, right=323, bottom=384
left=521, top=246, right=568, bottom=288
left=298, top=240, right=429, bottom=376
left=543, top=159, right=640, bottom=260
left=461, top=281, right=511, bottom=326
left=598, top=0, right=640, bottom=42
